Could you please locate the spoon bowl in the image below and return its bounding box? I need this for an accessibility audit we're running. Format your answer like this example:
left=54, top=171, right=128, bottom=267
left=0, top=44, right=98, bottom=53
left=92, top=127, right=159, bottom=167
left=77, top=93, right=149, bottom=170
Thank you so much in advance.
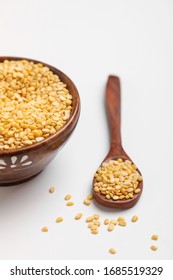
left=93, top=155, right=143, bottom=209
left=93, top=76, right=143, bottom=209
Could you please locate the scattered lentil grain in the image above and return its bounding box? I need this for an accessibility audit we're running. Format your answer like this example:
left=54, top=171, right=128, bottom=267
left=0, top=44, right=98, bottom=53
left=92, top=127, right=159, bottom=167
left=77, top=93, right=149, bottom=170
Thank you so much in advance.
left=86, top=214, right=101, bottom=235
left=64, top=194, right=71, bottom=201
left=91, top=225, right=98, bottom=230
left=75, top=213, right=83, bottom=220
left=91, top=229, right=99, bottom=234
left=88, top=223, right=94, bottom=228
left=109, top=248, right=117, bottom=254
left=87, top=194, right=94, bottom=200
left=41, top=226, right=48, bottom=232
left=93, top=214, right=100, bottom=220
left=108, top=223, right=115, bottom=232
left=110, top=219, right=117, bottom=225
left=117, top=216, right=125, bottom=222
left=151, top=234, right=158, bottom=241
left=150, top=245, right=157, bottom=251
left=104, top=219, right=109, bottom=225
left=66, top=201, right=74, bottom=206
left=56, top=217, right=63, bottom=223
left=49, top=187, right=55, bottom=193
left=86, top=216, right=94, bottom=223
left=83, top=199, right=91, bottom=206
left=118, top=220, right=127, bottom=227
left=94, top=220, right=101, bottom=227
left=131, top=215, right=138, bottom=222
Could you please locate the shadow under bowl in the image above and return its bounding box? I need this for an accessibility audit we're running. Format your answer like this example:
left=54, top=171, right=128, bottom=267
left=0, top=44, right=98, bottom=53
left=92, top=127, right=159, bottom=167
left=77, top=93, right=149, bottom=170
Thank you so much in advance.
left=0, top=56, right=80, bottom=186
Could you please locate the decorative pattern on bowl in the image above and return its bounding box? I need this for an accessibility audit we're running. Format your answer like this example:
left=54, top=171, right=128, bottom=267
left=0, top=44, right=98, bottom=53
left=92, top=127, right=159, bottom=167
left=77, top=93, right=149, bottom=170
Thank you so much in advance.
left=0, top=155, right=32, bottom=171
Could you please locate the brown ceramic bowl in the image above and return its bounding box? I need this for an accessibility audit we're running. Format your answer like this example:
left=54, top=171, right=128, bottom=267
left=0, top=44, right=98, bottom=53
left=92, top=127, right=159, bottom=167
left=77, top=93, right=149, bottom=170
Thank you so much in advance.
left=0, top=56, right=80, bottom=186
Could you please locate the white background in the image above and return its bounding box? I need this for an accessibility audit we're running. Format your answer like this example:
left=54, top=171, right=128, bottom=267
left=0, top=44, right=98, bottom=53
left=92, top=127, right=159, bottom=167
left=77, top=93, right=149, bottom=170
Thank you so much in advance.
left=0, top=0, right=173, bottom=260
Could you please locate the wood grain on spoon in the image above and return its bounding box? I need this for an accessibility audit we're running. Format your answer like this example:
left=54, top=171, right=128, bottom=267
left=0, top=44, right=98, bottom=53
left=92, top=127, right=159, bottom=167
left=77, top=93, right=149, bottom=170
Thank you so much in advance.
left=93, top=75, right=143, bottom=209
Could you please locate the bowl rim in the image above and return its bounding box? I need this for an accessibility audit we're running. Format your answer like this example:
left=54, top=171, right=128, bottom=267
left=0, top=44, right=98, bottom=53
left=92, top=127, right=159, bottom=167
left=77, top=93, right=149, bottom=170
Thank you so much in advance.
left=0, top=56, right=80, bottom=156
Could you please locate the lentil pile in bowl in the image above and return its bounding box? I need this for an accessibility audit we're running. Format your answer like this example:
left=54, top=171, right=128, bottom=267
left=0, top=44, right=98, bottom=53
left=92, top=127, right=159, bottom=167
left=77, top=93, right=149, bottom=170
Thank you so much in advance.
left=0, top=60, right=73, bottom=150
left=0, top=57, right=80, bottom=185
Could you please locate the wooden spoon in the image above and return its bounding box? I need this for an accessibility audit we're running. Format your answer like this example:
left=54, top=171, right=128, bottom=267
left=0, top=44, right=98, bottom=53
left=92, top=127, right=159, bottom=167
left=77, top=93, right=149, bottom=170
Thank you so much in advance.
left=93, top=75, right=143, bottom=209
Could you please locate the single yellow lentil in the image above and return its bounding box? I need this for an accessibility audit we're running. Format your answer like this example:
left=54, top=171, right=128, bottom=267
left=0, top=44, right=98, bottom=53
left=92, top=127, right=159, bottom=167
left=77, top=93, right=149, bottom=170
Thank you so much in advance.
left=150, top=245, right=158, bottom=251
left=104, top=219, right=109, bottom=225
left=88, top=223, right=94, bottom=228
left=151, top=234, right=158, bottom=241
left=134, top=188, right=141, bottom=194
left=66, top=201, right=74, bottom=206
left=87, top=194, right=94, bottom=200
left=91, top=225, right=98, bottom=230
left=131, top=215, right=138, bottom=222
left=108, top=223, right=115, bottom=232
left=64, top=194, right=71, bottom=201
left=83, top=199, right=91, bottom=206
left=49, top=187, right=55, bottom=193
left=86, top=216, right=93, bottom=223
left=41, top=226, right=48, bottom=232
left=75, top=213, right=83, bottom=220
left=118, top=220, right=127, bottom=227
left=93, top=214, right=100, bottom=220
left=91, top=229, right=99, bottom=234
left=56, top=217, right=63, bottom=223
left=109, top=248, right=117, bottom=254
left=94, top=220, right=101, bottom=227
left=117, top=216, right=125, bottom=222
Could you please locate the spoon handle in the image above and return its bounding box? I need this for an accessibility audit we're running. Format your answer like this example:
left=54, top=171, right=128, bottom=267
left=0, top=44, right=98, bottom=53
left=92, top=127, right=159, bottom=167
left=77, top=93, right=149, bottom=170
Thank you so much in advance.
left=106, top=75, right=123, bottom=155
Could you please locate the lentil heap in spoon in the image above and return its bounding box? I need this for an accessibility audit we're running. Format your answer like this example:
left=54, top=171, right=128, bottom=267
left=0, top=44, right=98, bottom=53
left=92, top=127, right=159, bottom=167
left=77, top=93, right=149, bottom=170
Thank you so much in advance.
left=94, top=158, right=142, bottom=201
